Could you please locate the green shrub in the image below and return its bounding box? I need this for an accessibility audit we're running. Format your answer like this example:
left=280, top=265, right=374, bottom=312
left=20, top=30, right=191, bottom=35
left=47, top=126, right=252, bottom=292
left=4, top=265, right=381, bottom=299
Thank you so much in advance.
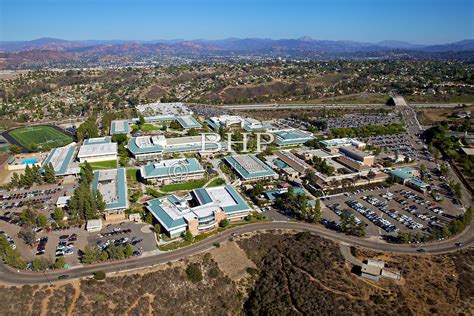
left=93, top=271, right=106, bottom=280
left=186, top=263, right=203, bottom=283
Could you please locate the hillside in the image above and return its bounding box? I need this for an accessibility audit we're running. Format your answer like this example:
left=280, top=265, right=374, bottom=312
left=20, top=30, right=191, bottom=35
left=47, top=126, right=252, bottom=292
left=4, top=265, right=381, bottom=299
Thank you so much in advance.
left=0, top=232, right=472, bottom=315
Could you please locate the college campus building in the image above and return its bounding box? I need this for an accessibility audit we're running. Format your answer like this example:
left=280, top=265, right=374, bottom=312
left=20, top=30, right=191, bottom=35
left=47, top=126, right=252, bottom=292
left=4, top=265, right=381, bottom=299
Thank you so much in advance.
left=77, top=137, right=118, bottom=163
left=110, top=120, right=130, bottom=135
left=144, top=115, right=202, bottom=129
left=319, top=138, right=366, bottom=153
left=128, top=135, right=223, bottom=161
left=146, top=185, right=252, bottom=238
left=42, top=145, right=80, bottom=176
left=139, top=158, right=206, bottom=184
left=92, top=168, right=129, bottom=213
left=206, top=115, right=272, bottom=131
left=271, top=129, right=314, bottom=146
left=338, top=146, right=375, bottom=167
left=388, top=167, right=430, bottom=193
left=274, top=150, right=313, bottom=175
left=224, top=154, right=278, bottom=182
left=110, top=114, right=201, bottom=135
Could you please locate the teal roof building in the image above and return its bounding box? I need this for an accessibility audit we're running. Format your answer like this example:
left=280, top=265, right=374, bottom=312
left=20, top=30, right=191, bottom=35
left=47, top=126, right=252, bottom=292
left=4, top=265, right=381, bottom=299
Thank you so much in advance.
left=272, top=129, right=314, bottom=146
left=91, top=168, right=129, bottom=211
left=224, top=154, right=277, bottom=181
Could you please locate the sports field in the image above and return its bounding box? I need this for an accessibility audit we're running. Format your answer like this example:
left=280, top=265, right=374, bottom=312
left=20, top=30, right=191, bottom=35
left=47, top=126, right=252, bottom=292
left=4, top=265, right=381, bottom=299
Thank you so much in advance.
left=8, top=126, right=72, bottom=149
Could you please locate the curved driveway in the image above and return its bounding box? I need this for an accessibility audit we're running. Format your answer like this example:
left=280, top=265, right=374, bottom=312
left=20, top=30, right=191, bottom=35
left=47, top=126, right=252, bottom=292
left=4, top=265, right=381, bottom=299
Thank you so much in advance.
left=0, top=221, right=472, bottom=285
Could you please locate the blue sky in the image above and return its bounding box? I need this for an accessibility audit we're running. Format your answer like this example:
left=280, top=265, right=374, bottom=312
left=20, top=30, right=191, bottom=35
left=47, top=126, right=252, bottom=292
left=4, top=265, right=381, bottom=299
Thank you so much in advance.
left=1, top=0, right=472, bottom=44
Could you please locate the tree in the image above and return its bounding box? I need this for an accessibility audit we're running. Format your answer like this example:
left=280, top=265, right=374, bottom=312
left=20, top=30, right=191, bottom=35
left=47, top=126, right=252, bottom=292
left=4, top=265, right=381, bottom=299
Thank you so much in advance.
left=124, top=243, right=133, bottom=258
left=219, top=219, right=230, bottom=228
left=70, top=164, right=102, bottom=220
left=100, top=250, right=109, bottom=261
left=81, top=246, right=99, bottom=264
left=10, top=172, right=20, bottom=187
left=95, top=190, right=106, bottom=213
left=81, top=162, right=94, bottom=184
left=144, top=212, right=153, bottom=224
left=54, top=256, right=66, bottom=269
left=138, top=115, right=145, bottom=126
left=397, top=231, right=411, bottom=243
left=311, top=199, right=322, bottom=223
left=19, top=209, right=36, bottom=226
left=53, top=208, right=65, bottom=222
left=108, top=243, right=124, bottom=260
left=43, top=163, right=57, bottom=184
left=183, top=231, right=193, bottom=242
left=18, top=228, right=36, bottom=246
left=9, top=145, right=22, bottom=154
left=36, top=214, right=48, bottom=228
left=187, top=128, right=198, bottom=136
left=32, top=257, right=49, bottom=271
left=93, top=271, right=106, bottom=280
left=0, top=236, right=26, bottom=269
left=153, top=223, right=161, bottom=240
left=186, top=263, right=203, bottom=283
left=451, top=182, right=462, bottom=200
left=77, top=115, right=99, bottom=141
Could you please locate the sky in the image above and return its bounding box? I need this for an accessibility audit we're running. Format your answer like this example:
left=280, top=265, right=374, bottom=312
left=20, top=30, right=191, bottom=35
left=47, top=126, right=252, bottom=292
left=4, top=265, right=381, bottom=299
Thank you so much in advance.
left=0, top=0, right=473, bottom=44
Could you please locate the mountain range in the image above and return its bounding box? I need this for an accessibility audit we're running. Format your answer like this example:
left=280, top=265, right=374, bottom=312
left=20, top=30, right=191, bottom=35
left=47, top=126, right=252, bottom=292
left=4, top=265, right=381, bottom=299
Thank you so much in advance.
left=0, top=37, right=473, bottom=69
left=1, top=37, right=473, bottom=54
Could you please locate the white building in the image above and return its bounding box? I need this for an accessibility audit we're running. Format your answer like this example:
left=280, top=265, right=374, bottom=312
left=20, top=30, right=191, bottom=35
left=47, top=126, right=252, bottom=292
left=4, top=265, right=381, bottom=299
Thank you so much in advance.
left=77, top=137, right=118, bottom=163
left=86, top=219, right=103, bottom=232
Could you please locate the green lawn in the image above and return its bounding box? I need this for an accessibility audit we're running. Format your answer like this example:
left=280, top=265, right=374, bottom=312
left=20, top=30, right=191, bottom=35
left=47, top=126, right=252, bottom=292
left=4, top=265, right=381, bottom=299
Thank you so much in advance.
left=88, top=160, right=118, bottom=170
left=126, top=168, right=138, bottom=183
left=207, top=177, right=226, bottom=187
left=160, top=179, right=207, bottom=192
left=131, top=123, right=163, bottom=131
left=9, top=126, right=72, bottom=149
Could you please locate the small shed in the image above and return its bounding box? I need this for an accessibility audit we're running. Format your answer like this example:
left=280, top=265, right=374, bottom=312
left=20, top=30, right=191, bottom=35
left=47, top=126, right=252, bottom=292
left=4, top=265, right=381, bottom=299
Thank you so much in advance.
left=86, top=219, right=103, bottom=232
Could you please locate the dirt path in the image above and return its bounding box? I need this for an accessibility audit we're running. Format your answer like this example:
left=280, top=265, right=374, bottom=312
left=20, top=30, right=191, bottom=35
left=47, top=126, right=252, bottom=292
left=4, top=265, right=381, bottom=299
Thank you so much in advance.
left=39, top=290, right=53, bottom=316
left=281, top=253, right=370, bottom=301
left=66, top=281, right=81, bottom=316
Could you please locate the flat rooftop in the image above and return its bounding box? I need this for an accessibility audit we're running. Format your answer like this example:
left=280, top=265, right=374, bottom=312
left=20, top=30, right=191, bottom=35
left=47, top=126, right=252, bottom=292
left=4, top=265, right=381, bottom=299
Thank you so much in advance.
left=339, top=146, right=374, bottom=159
left=83, top=136, right=112, bottom=145
left=146, top=184, right=251, bottom=230
left=42, top=145, right=78, bottom=176
left=140, top=158, right=205, bottom=179
left=320, top=138, right=365, bottom=147
left=110, top=120, right=130, bottom=134
left=92, top=168, right=128, bottom=211
left=78, top=142, right=118, bottom=158
left=224, top=154, right=277, bottom=180
left=272, top=129, right=314, bottom=145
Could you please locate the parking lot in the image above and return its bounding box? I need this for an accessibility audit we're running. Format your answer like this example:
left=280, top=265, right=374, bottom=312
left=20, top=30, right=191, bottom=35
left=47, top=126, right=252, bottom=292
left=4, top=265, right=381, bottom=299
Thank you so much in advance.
left=367, top=133, right=422, bottom=160
left=0, top=183, right=72, bottom=213
left=327, top=113, right=400, bottom=129
left=87, top=222, right=157, bottom=258
left=321, top=184, right=461, bottom=239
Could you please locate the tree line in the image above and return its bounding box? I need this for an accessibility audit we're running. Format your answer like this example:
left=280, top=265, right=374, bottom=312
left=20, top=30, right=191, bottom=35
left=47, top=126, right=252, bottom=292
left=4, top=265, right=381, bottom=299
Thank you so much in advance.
left=9, top=163, right=56, bottom=188
left=69, top=162, right=106, bottom=220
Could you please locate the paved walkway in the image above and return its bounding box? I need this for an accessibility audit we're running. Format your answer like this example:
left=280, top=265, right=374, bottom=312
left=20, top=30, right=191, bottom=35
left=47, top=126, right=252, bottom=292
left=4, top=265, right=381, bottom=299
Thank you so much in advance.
left=339, top=243, right=363, bottom=266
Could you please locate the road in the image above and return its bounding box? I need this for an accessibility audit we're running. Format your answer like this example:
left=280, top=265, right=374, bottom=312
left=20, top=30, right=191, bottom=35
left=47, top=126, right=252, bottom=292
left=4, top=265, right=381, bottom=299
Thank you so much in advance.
left=0, top=221, right=472, bottom=285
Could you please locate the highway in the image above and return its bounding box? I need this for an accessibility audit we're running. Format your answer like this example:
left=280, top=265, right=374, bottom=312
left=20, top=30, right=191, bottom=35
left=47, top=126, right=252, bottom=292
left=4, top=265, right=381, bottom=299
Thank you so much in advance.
left=0, top=221, right=472, bottom=285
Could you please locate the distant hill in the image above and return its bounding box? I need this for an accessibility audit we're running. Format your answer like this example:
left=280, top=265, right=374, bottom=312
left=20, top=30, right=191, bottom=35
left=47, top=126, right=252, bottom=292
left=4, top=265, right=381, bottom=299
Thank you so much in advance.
left=1, top=37, right=473, bottom=54
left=0, top=37, right=472, bottom=69
left=376, top=40, right=427, bottom=49
left=419, top=39, right=474, bottom=52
